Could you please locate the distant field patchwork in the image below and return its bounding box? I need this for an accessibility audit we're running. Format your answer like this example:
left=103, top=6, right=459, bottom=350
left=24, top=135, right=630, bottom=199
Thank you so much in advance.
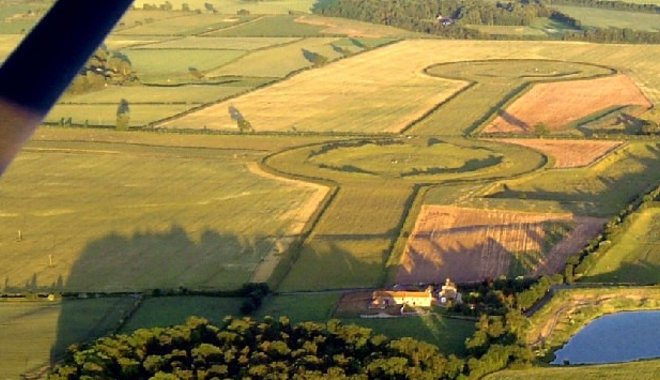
left=399, top=205, right=605, bottom=284
left=162, top=42, right=464, bottom=133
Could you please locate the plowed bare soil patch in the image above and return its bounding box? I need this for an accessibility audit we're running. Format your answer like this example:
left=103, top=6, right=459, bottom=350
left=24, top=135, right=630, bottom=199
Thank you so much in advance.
left=485, top=74, right=651, bottom=134
left=397, top=205, right=605, bottom=284
left=495, top=139, right=623, bottom=168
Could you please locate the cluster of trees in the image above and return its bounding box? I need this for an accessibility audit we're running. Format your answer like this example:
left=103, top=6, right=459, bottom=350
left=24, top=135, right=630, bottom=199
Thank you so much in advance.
left=50, top=316, right=465, bottom=379
left=68, top=45, right=137, bottom=94
left=312, top=0, right=660, bottom=43
left=313, top=0, right=552, bottom=29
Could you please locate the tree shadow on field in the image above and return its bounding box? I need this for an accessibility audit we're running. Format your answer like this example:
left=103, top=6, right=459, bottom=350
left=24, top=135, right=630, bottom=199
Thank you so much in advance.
left=582, top=261, right=660, bottom=285
left=48, top=225, right=268, bottom=366
left=483, top=144, right=660, bottom=215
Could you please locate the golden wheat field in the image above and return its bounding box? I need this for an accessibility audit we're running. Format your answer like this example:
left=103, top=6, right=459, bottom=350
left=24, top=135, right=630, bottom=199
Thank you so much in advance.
left=160, top=40, right=659, bottom=134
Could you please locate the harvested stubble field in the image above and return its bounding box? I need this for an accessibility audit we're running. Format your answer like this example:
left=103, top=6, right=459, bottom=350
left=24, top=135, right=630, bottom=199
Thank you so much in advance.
left=294, top=14, right=420, bottom=38
left=398, top=205, right=605, bottom=284
left=163, top=44, right=464, bottom=133
left=583, top=206, right=660, bottom=284
left=0, top=298, right=135, bottom=379
left=493, top=139, right=623, bottom=168
left=485, top=75, right=651, bottom=134
left=0, top=140, right=326, bottom=292
left=165, top=40, right=660, bottom=135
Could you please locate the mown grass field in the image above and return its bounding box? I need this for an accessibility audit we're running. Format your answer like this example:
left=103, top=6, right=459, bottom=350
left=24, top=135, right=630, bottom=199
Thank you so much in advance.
left=136, top=35, right=300, bottom=50
left=59, top=84, right=250, bottom=105
left=132, top=0, right=317, bottom=14
left=554, top=6, right=660, bottom=32
left=583, top=206, right=660, bottom=284
left=486, top=359, right=660, bottom=380
left=0, top=298, right=135, bottom=379
left=123, top=48, right=246, bottom=82
left=204, top=37, right=345, bottom=78
left=0, top=139, right=325, bottom=292
left=44, top=103, right=191, bottom=127
left=115, top=13, right=254, bottom=36
left=208, top=15, right=327, bottom=37
left=120, top=296, right=244, bottom=332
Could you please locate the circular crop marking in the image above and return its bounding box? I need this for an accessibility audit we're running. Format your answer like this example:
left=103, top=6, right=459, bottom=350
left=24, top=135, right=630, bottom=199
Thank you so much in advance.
left=265, top=136, right=547, bottom=184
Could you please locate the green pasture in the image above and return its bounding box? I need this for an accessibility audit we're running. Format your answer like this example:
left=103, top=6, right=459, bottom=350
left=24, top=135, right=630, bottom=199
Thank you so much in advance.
left=206, top=37, right=342, bottom=78
left=256, top=293, right=341, bottom=322
left=0, top=140, right=323, bottom=292
left=45, top=103, right=190, bottom=126
left=132, top=0, right=316, bottom=14
left=410, top=59, right=613, bottom=136
left=120, top=296, right=244, bottom=332
left=123, top=48, right=246, bottom=82
left=137, top=35, right=300, bottom=50
left=554, top=6, right=660, bottom=32
left=486, top=360, right=660, bottom=380
left=0, top=298, right=134, bottom=379
left=60, top=84, right=249, bottom=105
left=478, top=142, right=660, bottom=216
left=208, top=15, right=324, bottom=37
left=341, top=315, right=475, bottom=356
left=116, top=13, right=253, bottom=36
left=583, top=206, right=660, bottom=284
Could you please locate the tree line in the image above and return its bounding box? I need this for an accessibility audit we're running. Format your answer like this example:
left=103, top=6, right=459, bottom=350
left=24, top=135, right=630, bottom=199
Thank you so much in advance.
left=312, top=0, right=660, bottom=43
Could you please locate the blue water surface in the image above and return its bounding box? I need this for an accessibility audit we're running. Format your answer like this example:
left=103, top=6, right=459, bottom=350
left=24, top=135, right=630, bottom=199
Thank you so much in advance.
left=552, top=310, right=660, bottom=365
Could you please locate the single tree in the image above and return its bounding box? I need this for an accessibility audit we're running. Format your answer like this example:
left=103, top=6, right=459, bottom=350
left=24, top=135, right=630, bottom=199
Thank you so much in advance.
left=116, top=98, right=130, bottom=130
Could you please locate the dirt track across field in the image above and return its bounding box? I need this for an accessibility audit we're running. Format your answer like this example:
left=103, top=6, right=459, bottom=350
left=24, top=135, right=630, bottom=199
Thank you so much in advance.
left=485, top=74, right=651, bottom=134
left=397, top=205, right=605, bottom=284
left=494, top=139, right=623, bottom=168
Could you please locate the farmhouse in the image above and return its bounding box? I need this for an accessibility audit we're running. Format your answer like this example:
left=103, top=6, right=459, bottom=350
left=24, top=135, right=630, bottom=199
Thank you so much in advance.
left=370, top=286, right=435, bottom=308
left=439, top=278, right=462, bottom=304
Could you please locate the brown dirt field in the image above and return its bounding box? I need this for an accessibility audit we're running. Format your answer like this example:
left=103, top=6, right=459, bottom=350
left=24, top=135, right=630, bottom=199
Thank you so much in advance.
left=397, top=205, right=605, bottom=284
left=485, top=74, right=652, bottom=134
left=494, top=139, right=624, bottom=168
left=246, top=163, right=330, bottom=283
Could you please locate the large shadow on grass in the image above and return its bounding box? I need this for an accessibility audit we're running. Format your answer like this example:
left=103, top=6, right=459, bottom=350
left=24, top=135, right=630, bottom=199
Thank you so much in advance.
left=484, top=144, right=660, bottom=215
left=49, top=226, right=269, bottom=365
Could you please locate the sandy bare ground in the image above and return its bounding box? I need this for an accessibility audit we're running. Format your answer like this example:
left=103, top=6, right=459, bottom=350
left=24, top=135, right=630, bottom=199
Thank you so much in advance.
left=494, top=139, right=623, bottom=168
left=397, top=205, right=605, bottom=284
left=247, top=163, right=329, bottom=283
left=485, top=74, right=652, bottom=134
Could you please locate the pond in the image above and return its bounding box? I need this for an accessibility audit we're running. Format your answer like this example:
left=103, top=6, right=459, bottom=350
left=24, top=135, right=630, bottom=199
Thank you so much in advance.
left=552, top=310, right=660, bottom=365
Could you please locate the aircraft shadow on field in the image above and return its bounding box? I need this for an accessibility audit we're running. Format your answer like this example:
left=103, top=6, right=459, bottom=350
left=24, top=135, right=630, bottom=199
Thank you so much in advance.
left=48, top=225, right=270, bottom=364
left=483, top=144, right=660, bottom=215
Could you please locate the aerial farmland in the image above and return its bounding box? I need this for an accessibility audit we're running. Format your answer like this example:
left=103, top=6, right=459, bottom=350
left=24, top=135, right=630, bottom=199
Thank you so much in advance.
left=0, top=0, right=658, bottom=378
